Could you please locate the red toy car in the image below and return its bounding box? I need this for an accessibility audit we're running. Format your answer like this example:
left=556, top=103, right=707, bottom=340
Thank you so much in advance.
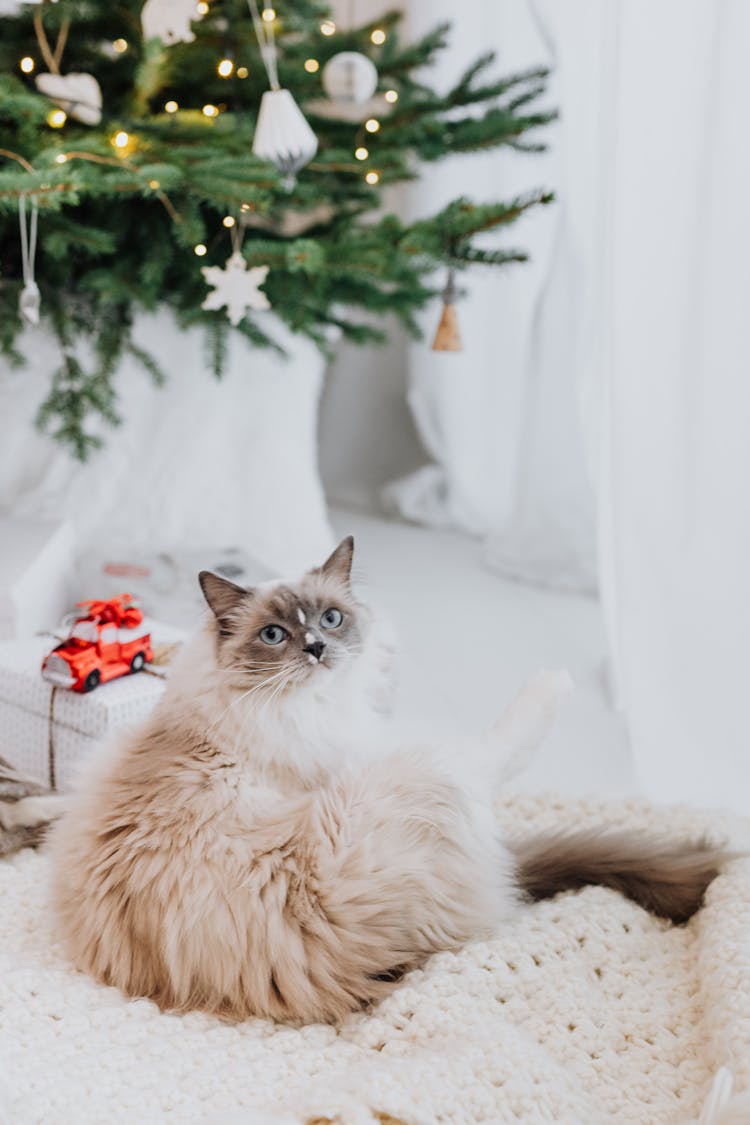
left=41, top=595, right=153, bottom=693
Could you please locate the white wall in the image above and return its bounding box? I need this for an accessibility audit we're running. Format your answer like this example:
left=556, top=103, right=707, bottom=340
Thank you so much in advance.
left=318, top=319, right=423, bottom=511
left=317, top=0, right=425, bottom=509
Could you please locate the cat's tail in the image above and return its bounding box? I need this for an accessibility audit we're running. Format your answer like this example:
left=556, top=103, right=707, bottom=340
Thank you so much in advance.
left=510, top=828, right=734, bottom=924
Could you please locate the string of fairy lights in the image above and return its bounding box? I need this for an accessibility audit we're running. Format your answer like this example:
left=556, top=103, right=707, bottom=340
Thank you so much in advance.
left=14, top=6, right=399, bottom=262
left=17, top=8, right=395, bottom=178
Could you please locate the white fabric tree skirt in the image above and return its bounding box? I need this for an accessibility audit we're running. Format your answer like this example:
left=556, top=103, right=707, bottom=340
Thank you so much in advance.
left=1, top=793, right=749, bottom=1125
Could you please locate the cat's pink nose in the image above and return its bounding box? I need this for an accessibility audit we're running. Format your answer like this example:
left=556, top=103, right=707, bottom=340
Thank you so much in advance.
left=304, top=640, right=326, bottom=661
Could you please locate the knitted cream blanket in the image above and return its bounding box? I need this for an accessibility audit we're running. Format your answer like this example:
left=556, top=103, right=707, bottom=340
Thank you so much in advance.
left=1, top=793, right=749, bottom=1125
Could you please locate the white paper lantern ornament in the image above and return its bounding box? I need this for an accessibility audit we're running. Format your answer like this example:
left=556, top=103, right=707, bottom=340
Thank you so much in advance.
left=253, top=88, right=318, bottom=190
left=246, top=0, right=317, bottom=188
left=322, top=51, right=378, bottom=104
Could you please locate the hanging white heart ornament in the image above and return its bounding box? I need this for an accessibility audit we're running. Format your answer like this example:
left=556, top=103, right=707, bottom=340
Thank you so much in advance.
left=252, top=89, right=318, bottom=188
left=35, top=72, right=102, bottom=125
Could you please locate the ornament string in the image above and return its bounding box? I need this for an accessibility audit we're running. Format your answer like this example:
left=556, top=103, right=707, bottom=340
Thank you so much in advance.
left=18, top=194, right=41, bottom=325
left=246, top=0, right=280, bottom=90
left=229, top=218, right=244, bottom=255
left=19, top=195, right=38, bottom=287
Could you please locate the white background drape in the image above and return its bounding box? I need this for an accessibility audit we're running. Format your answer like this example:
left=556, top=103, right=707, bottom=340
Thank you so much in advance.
left=596, top=0, right=750, bottom=809
left=383, top=0, right=597, bottom=592
left=386, top=0, right=750, bottom=810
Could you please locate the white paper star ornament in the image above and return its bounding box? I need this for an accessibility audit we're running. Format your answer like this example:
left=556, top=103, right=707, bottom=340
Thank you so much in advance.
left=201, top=253, right=271, bottom=326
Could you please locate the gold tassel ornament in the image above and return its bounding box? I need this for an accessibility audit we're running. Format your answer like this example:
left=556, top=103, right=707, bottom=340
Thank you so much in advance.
left=431, top=269, right=462, bottom=352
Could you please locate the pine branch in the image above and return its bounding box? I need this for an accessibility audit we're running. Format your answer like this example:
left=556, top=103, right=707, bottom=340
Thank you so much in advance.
left=0, top=0, right=555, bottom=456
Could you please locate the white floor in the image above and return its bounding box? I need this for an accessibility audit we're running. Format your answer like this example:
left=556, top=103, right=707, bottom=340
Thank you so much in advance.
left=332, top=507, right=638, bottom=801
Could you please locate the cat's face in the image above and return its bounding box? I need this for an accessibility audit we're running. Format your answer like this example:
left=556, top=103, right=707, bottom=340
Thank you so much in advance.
left=199, top=537, right=365, bottom=695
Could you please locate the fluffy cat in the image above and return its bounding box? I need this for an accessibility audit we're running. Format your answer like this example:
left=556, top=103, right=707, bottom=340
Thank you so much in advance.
left=50, top=537, right=727, bottom=1024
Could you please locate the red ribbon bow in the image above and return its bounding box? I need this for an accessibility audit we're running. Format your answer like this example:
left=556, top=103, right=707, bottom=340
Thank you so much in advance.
left=75, top=595, right=143, bottom=629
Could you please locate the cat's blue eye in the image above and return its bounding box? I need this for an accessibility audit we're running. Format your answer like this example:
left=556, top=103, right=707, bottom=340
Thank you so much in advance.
left=320, top=608, right=343, bottom=629
left=259, top=624, right=287, bottom=645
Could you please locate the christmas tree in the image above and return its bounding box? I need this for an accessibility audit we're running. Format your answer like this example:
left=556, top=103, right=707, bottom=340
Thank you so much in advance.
left=0, top=0, right=554, bottom=458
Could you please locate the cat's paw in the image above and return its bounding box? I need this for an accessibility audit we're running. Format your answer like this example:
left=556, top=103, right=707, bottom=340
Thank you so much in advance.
left=489, top=668, right=574, bottom=783
left=523, top=667, right=575, bottom=710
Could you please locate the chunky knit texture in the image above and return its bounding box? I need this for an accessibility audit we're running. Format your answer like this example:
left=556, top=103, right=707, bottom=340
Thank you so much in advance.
left=1, top=793, right=749, bottom=1125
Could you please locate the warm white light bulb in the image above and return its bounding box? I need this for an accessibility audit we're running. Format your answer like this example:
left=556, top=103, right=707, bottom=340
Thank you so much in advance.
left=202, top=104, right=219, bottom=118
left=217, top=58, right=234, bottom=77
left=112, top=130, right=129, bottom=148
left=194, top=244, right=207, bottom=256
left=365, top=170, right=379, bottom=184
left=370, top=28, right=386, bottom=45
left=55, top=153, right=67, bottom=164
left=164, top=100, right=179, bottom=113
left=222, top=216, right=236, bottom=228
left=237, top=66, right=249, bottom=78
left=355, top=147, right=368, bottom=161
left=47, top=109, right=67, bottom=128
left=365, top=118, right=380, bottom=133
left=320, top=19, right=336, bottom=36
left=304, top=58, right=319, bottom=73
left=384, top=89, right=398, bottom=104
left=112, top=38, right=128, bottom=53
left=262, top=7, right=276, bottom=21
left=19, top=56, right=34, bottom=74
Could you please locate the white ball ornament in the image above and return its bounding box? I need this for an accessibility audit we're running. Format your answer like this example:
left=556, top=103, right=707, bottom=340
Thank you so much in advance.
left=322, top=51, right=378, bottom=104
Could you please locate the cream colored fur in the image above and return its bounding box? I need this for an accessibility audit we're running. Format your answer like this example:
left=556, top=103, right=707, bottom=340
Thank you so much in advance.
left=50, top=542, right=566, bottom=1024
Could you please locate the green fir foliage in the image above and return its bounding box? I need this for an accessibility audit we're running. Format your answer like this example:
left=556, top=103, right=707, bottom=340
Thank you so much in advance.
left=0, top=0, right=555, bottom=457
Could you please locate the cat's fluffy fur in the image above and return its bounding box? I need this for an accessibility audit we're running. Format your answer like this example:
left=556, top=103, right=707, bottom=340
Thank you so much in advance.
left=50, top=538, right=727, bottom=1024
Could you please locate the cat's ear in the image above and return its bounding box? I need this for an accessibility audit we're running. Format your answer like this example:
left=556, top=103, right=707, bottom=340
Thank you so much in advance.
left=198, top=571, right=252, bottom=636
left=318, top=536, right=354, bottom=586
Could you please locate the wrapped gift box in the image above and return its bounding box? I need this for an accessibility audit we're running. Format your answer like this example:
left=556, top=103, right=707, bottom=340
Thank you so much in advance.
left=0, top=518, right=75, bottom=640
left=0, top=624, right=183, bottom=790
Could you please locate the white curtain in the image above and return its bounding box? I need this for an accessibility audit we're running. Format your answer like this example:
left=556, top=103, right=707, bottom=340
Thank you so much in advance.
left=392, top=0, right=750, bottom=810
left=596, top=0, right=750, bottom=810
left=387, top=0, right=597, bottom=592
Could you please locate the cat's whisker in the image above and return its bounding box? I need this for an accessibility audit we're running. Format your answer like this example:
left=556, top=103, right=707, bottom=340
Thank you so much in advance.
left=207, top=668, right=293, bottom=734
left=206, top=687, right=256, bottom=734
left=256, top=669, right=298, bottom=719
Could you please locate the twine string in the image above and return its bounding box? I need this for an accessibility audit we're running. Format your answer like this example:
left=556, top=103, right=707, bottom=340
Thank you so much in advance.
left=47, top=686, right=57, bottom=790
left=230, top=219, right=244, bottom=255
left=33, top=6, right=70, bottom=76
